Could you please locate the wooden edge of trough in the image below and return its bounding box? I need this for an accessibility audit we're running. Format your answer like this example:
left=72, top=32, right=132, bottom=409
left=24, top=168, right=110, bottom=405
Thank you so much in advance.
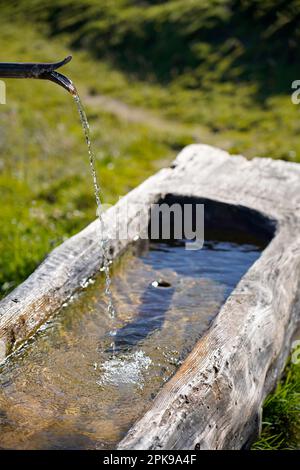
left=1, top=144, right=300, bottom=449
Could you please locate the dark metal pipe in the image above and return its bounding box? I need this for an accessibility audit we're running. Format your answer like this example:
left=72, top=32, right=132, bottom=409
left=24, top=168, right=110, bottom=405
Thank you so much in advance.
left=0, top=56, right=76, bottom=95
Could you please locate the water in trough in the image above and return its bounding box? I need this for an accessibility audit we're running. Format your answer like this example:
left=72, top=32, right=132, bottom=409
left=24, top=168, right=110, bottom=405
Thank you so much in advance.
left=0, top=237, right=262, bottom=449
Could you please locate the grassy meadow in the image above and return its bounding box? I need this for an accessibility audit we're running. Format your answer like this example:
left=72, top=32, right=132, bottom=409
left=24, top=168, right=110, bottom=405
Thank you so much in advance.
left=0, top=0, right=299, bottom=449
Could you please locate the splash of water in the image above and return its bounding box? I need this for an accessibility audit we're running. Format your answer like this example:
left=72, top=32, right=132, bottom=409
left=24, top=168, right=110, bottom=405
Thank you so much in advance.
left=97, top=350, right=152, bottom=389
left=74, top=93, right=116, bottom=331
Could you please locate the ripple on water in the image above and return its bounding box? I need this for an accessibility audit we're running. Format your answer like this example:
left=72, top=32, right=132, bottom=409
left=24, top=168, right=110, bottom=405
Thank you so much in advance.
left=97, top=350, right=152, bottom=389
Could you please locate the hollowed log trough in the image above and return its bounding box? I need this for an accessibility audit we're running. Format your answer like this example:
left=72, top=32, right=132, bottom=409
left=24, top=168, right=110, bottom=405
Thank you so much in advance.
left=1, top=144, right=300, bottom=449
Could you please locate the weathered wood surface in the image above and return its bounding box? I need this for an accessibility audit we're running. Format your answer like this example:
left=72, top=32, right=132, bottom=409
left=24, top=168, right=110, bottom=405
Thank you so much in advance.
left=1, top=144, right=300, bottom=449
left=118, top=147, right=300, bottom=449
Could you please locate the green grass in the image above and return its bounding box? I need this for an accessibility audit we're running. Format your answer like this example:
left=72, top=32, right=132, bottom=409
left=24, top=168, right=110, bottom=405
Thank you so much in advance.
left=253, top=354, right=300, bottom=450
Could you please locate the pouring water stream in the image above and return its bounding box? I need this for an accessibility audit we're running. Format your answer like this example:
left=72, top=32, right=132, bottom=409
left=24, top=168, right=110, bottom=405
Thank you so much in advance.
left=73, top=93, right=117, bottom=353
left=0, top=57, right=117, bottom=353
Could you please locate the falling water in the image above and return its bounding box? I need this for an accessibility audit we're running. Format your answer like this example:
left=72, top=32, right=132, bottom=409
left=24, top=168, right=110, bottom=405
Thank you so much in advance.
left=73, top=93, right=116, bottom=348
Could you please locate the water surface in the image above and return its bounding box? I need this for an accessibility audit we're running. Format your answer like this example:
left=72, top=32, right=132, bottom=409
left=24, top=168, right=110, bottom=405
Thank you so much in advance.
left=0, top=239, right=262, bottom=449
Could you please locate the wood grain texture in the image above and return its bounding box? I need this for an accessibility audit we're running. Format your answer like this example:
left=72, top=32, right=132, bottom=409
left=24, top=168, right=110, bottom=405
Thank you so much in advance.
left=1, top=144, right=300, bottom=449
left=118, top=146, right=300, bottom=449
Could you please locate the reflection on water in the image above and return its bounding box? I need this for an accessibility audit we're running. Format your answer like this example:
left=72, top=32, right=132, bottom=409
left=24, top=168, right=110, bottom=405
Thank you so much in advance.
left=0, top=239, right=261, bottom=449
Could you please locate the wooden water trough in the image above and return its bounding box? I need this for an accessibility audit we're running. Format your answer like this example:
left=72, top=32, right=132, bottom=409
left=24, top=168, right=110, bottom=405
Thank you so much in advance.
left=1, top=144, right=300, bottom=449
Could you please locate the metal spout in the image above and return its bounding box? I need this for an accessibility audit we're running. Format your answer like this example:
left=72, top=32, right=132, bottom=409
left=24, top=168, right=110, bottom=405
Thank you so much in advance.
left=0, top=56, right=76, bottom=95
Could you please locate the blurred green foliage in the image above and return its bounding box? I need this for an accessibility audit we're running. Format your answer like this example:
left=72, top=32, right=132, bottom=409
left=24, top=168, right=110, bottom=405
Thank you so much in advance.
left=6, top=0, right=300, bottom=93
left=2, top=0, right=300, bottom=160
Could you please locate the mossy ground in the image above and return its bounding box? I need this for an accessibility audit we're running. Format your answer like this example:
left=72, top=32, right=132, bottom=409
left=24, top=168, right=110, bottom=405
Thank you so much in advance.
left=0, top=1, right=299, bottom=449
